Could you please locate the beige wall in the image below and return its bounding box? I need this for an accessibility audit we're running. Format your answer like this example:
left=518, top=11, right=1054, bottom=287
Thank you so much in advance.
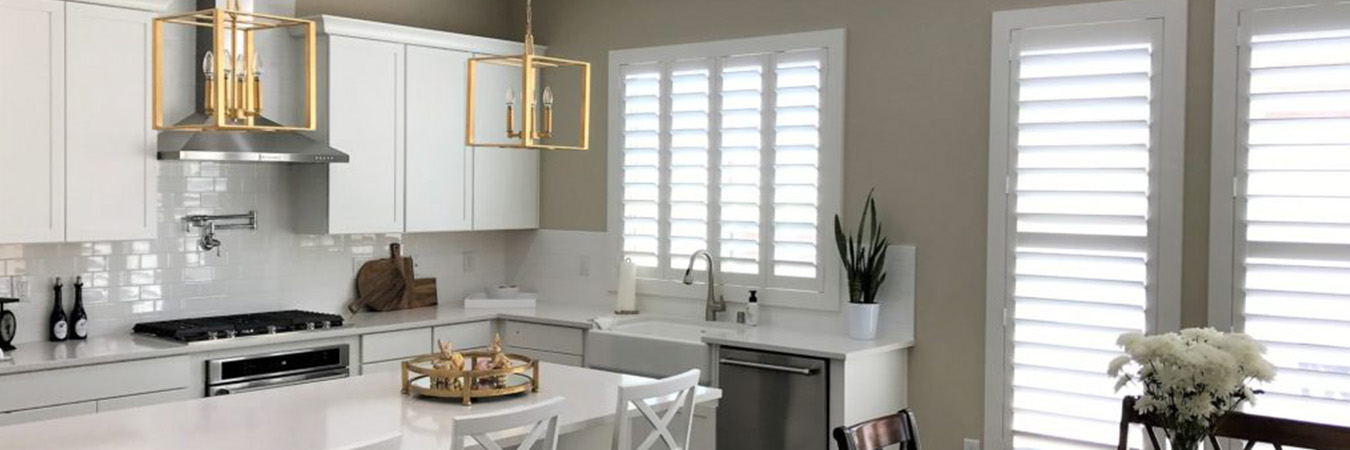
left=530, top=0, right=1217, bottom=447
left=295, top=0, right=519, bottom=40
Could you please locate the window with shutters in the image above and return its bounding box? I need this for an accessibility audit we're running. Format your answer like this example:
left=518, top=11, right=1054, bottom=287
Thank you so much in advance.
left=985, top=1, right=1186, bottom=450
left=1211, top=0, right=1350, bottom=429
left=608, top=30, right=844, bottom=308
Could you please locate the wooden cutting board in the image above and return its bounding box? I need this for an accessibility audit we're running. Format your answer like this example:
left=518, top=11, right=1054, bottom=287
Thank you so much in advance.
left=350, top=243, right=416, bottom=313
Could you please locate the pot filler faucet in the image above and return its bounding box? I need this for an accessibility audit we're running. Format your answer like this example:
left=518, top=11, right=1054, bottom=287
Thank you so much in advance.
left=683, top=250, right=727, bottom=322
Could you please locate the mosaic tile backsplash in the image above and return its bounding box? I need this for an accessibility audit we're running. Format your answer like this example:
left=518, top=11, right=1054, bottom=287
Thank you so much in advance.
left=0, top=161, right=508, bottom=344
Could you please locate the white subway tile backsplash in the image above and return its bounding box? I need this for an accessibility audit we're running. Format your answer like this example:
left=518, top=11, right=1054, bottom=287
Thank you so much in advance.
left=0, top=162, right=506, bottom=344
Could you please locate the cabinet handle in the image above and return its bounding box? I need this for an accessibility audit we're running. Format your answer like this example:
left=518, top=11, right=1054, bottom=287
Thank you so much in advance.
left=719, top=358, right=818, bottom=376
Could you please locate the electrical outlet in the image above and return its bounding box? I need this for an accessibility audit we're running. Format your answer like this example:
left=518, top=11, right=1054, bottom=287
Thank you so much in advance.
left=579, top=255, right=591, bottom=277
left=13, top=277, right=30, bottom=299
left=964, top=438, right=981, bottom=450
left=462, top=251, right=475, bottom=273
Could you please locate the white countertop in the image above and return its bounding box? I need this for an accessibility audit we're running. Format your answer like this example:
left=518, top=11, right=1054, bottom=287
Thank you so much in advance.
left=701, top=326, right=914, bottom=360
left=0, top=301, right=913, bottom=376
left=0, top=303, right=611, bottom=376
left=0, top=362, right=721, bottom=450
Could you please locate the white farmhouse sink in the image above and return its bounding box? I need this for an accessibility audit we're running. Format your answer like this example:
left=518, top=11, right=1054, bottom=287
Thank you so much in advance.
left=585, top=316, right=747, bottom=384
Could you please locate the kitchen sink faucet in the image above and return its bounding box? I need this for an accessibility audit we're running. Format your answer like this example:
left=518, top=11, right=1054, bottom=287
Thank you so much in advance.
left=683, top=250, right=727, bottom=321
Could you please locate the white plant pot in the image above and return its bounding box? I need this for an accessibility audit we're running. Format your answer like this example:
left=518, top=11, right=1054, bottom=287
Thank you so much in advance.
left=845, top=303, right=880, bottom=340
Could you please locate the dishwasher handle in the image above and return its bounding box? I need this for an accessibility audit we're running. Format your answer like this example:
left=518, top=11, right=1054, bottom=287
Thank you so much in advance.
left=719, top=358, right=819, bottom=376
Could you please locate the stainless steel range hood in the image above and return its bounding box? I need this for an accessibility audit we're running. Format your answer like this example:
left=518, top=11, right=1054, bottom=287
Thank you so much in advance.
left=156, top=0, right=348, bottom=164
left=158, top=115, right=349, bottom=163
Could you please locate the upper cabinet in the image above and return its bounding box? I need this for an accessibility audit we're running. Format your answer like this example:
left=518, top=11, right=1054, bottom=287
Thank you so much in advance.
left=65, top=2, right=155, bottom=241
left=297, top=17, right=540, bottom=235
left=406, top=45, right=472, bottom=233
left=296, top=35, right=406, bottom=235
left=471, top=59, right=539, bottom=230
left=0, top=0, right=157, bottom=244
left=0, top=0, right=66, bottom=243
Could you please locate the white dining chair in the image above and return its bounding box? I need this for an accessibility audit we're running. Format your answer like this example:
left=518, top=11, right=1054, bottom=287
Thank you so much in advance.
left=611, top=369, right=701, bottom=450
left=450, top=396, right=566, bottom=450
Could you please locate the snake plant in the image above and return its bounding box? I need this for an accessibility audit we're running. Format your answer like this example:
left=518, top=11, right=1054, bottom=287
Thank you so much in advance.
left=834, top=189, right=889, bottom=304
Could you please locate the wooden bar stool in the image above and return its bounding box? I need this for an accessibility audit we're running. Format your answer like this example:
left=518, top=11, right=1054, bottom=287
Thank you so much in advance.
left=832, top=409, right=921, bottom=450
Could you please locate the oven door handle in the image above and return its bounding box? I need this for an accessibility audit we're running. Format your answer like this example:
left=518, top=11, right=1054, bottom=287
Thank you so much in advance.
left=210, top=367, right=349, bottom=396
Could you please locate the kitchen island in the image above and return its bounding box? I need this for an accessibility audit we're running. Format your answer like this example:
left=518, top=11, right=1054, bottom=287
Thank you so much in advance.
left=0, top=362, right=720, bottom=450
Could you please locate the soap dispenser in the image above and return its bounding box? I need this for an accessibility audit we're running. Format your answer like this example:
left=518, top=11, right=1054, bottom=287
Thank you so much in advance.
left=746, top=290, right=759, bottom=326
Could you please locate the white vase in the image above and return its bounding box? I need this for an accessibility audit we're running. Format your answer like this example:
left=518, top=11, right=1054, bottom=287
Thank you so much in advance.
left=845, top=303, right=880, bottom=340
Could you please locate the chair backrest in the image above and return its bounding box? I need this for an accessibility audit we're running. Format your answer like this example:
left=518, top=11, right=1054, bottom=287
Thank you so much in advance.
left=451, top=396, right=565, bottom=450
left=832, top=409, right=920, bottom=450
left=611, top=369, right=700, bottom=450
left=1117, top=396, right=1350, bottom=450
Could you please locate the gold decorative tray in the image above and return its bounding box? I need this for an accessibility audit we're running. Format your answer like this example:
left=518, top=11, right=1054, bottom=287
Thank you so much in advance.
left=400, top=349, right=539, bottom=405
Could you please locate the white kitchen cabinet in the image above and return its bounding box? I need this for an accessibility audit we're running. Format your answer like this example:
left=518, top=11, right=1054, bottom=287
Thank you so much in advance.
left=471, top=60, right=539, bottom=230
left=296, top=35, right=406, bottom=235
left=0, top=0, right=65, bottom=244
left=65, top=2, right=156, bottom=242
left=432, top=321, right=492, bottom=349
left=95, top=388, right=192, bottom=412
left=0, top=401, right=95, bottom=427
left=360, top=327, right=432, bottom=364
left=405, top=45, right=473, bottom=233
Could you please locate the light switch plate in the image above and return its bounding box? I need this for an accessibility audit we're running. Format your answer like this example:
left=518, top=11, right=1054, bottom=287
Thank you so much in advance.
left=964, top=438, right=981, bottom=450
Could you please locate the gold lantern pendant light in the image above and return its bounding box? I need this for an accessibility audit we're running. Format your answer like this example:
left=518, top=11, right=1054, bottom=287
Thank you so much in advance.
left=153, top=0, right=316, bottom=132
left=467, top=0, right=591, bottom=151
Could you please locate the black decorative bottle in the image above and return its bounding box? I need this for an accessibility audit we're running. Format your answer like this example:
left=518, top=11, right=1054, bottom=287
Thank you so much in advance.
left=70, top=276, right=88, bottom=340
left=49, top=277, right=68, bottom=342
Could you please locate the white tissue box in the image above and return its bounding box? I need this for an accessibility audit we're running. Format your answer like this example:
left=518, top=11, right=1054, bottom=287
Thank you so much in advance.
left=464, top=291, right=538, bottom=309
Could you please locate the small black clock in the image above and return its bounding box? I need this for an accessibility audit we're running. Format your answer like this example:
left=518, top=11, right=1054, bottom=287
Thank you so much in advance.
left=0, top=297, right=17, bottom=351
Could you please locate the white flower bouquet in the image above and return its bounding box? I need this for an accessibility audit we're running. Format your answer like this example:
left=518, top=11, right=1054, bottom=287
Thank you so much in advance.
left=1108, top=328, right=1276, bottom=450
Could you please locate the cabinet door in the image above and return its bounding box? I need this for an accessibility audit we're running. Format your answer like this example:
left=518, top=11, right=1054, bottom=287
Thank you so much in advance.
left=0, top=401, right=95, bottom=427
left=0, top=0, right=64, bottom=243
left=326, top=36, right=405, bottom=234
left=405, top=45, right=472, bottom=233
left=470, top=57, right=538, bottom=230
left=65, top=3, right=155, bottom=242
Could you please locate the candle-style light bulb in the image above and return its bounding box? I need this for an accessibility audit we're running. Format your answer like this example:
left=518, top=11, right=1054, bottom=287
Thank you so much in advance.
left=234, top=52, right=246, bottom=80
left=252, top=53, right=263, bottom=77
left=505, top=87, right=517, bottom=106
left=202, top=51, right=215, bottom=76
left=542, top=86, right=554, bottom=107
left=221, top=49, right=233, bottom=73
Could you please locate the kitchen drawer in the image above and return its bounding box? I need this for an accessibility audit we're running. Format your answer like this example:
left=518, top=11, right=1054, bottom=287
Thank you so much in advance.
left=501, top=321, right=584, bottom=355
left=361, top=360, right=405, bottom=375
left=0, top=356, right=190, bottom=413
left=96, top=388, right=194, bottom=413
left=433, top=321, right=492, bottom=349
left=0, top=401, right=97, bottom=427
left=361, top=328, right=433, bottom=364
left=505, top=346, right=583, bottom=367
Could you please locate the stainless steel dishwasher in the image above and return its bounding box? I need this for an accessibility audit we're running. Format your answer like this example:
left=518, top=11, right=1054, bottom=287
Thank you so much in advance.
left=717, top=347, right=828, bottom=450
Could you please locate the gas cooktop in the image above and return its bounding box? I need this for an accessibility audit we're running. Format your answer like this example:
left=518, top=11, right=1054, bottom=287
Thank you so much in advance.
left=132, top=310, right=345, bottom=343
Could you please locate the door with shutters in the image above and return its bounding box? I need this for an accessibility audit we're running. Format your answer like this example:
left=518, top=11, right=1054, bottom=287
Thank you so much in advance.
left=1212, top=0, right=1350, bottom=427
left=986, top=1, right=1186, bottom=449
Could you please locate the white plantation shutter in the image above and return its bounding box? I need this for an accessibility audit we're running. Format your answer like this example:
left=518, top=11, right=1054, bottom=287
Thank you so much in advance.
left=989, top=3, right=1184, bottom=450
left=719, top=55, right=766, bottom=277
left=612, top=32, right=841, bottom=299
left=669, top=61, right=712, bottom=270
left=772, top=50, right=825, bottom=288
left=1225, top=4, right=1350, bottom=427
left=621, top=64, right=663, bottom=272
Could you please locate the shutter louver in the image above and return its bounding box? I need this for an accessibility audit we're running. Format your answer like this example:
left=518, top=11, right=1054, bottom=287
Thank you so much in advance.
left=1009, top=22, right=1158, bottom=450
left=772, top=50, right=824, bottom=283
left=622, top=65, right=663, bottom=269
left=1236, top=21, right=1350, bottom=427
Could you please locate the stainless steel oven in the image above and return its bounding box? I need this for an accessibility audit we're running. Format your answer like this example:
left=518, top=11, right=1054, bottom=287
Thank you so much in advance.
left=205, top=344, right=350, bottom=396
